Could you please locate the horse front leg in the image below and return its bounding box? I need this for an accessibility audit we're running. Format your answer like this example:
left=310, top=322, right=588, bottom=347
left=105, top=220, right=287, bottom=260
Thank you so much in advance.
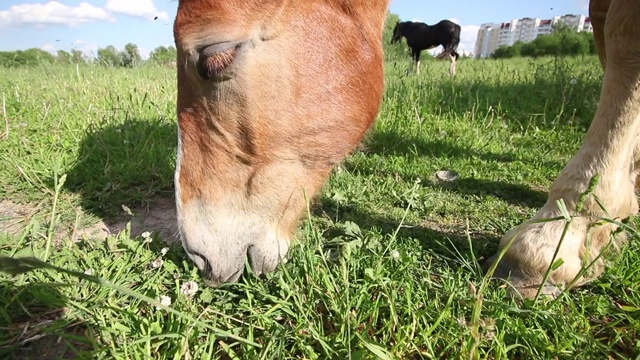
left=484, top=0, right=640, bottom=298
left=413, top=51, right=421, bottom=75
left=449, top=53, right=457, bottom=76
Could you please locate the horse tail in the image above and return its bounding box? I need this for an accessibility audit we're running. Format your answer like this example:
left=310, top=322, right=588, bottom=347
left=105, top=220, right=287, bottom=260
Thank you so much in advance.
left=447, top=25, right=461, bottom=54
left=437, top=24, right=461, bottom=59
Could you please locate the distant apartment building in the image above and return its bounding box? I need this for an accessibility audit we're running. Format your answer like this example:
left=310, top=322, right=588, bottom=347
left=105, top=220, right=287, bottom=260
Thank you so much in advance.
left=474, top=24, right=498, bottom=59
left=474, top=14, right=592, bottom=58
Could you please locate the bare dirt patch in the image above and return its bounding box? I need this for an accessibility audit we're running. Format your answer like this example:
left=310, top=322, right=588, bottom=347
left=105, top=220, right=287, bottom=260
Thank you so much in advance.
left=0, top=200, right=43, bottom=238
left=0, top=196, right=179, bottom=244
left=99, top=195, right=179, bottom=243
left=1, top=196, right=179, bottom=358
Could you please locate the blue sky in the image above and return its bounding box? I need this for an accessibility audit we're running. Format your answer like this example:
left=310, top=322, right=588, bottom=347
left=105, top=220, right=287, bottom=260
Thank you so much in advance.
left=0, top=0, right=590, bottom=58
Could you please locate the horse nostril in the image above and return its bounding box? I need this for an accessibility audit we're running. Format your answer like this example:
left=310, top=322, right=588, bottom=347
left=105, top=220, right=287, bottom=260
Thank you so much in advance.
left=197, top=42, right=242, bottom=80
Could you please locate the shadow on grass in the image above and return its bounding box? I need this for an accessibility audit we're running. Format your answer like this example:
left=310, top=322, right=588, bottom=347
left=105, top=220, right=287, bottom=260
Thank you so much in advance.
left=60, top=104, right=544, bottom=278
left=362, top=130, right=564, bottom=174
left=364, top=132, right=517, bottom=162
left=314, top=196, right=500, bottom=266
left=62, top=117, right=534, bottom=267
left=342, top=161, right=548, bottom=211
left=436, top=177, right=547, bottom=209
left=0, top=282, right=94, bottom=359
left=66, top=119, right=179, bottom=242
left=66, top=119, right=177, bottom=218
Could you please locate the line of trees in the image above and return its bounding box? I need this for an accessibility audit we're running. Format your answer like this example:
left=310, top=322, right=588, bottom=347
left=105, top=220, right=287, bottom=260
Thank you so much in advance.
left=1, top=17, right=599, bottom=67
left=491, top=24, right=596, bottom=59
left=97, top=43, right=142, bottom=67
left=0, top=44, right=177, bottom=68
left=0, top=48, right=58, bottom=67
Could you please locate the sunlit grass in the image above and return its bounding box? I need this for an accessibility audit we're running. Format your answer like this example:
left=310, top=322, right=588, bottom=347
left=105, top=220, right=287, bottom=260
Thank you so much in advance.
left=0, top=56, right=638, bottom=359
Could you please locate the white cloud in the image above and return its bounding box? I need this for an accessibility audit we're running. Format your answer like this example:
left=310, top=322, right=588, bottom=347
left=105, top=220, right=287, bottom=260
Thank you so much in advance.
left=105, top=0, right=168, bottom=21
left=445, top=18, right=478, bottom=55
left=459, top=24, right=480, bottom=55
left=0, top=0, right=168, bottom=28
left=41, top=43, right=57, bottom=54
left=0, top=1, right=115, bottom=28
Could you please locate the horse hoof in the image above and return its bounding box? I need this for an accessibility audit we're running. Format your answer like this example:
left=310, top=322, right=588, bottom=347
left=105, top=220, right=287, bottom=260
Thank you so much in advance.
left=482, top=254, right=563, bottom=299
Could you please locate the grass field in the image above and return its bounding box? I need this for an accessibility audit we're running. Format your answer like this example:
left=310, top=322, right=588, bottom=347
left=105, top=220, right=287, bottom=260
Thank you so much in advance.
left=1, top=54, right=639, bottom=359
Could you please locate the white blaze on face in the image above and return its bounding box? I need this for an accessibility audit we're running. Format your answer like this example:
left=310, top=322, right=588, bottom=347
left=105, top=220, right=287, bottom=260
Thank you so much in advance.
left=179, top=198, right=291, bottom=284
left=175, top=126, right=184, bottom=241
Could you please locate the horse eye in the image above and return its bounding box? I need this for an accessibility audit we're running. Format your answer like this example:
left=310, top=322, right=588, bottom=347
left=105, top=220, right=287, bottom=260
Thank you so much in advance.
left=197, top=42, right=241, bottom=80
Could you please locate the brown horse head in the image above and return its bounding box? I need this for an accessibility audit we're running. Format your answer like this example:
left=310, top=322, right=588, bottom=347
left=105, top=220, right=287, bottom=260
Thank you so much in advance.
left=173, top=0, right=390, bottom=285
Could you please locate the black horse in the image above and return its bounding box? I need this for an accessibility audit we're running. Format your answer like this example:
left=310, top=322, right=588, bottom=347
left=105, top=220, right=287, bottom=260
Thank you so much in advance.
left=391, top=20, right=461, bottom=75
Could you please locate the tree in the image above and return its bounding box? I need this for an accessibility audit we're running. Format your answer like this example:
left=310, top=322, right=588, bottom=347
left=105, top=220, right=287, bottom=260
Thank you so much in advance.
left=491, top=25, right=595, bottom=58
left=97, top=45, right=121, bottom=67
left=149, top=45, right=177, bottom=65
left=383, top=12, right=407, bottom=62
left=121, top=43, right=142, bottom=67
left=56, top=50, right=72, bottom=65
left=71, top=49, right=86, bottom=64
left=0, top=48, right=55, bottom=67
left=518, top=42, right=531, bottom=57
left=491, top=41, right=523, bottom=59
left=491, top=45, right=513, bottom=59
left=533, top=34, right=562, bottom=56
left=582, top=31, right=597, bottom=55
left=557, top=30, right=589, bottom=56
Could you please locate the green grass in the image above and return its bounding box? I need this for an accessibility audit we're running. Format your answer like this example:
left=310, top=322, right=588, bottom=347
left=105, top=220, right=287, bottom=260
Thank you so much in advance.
left=0, top=55, right=639, bottom=359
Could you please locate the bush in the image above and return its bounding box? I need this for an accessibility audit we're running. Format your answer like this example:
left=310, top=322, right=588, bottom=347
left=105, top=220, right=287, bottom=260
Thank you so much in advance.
left=0, top=48, right=55, bottom=67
